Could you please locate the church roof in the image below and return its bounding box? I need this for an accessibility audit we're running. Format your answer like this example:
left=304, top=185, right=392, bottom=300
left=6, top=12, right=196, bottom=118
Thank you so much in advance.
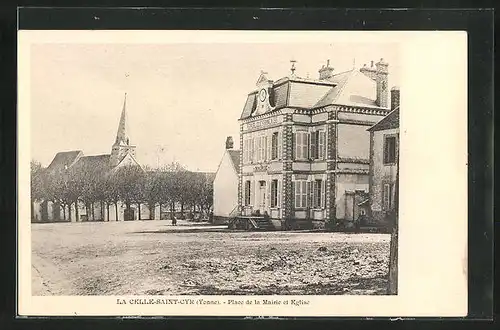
left=73, top=154, right=112, bottom=172
left=368, top=107, right=400, bottom=132
left=46, top=150, right=83, bottom=174
left=240, top=66, right=386, bottom=120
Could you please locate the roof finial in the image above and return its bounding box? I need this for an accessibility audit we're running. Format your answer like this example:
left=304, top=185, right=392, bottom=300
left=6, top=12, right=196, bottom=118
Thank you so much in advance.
left=290, top=59, right=297, bottom=75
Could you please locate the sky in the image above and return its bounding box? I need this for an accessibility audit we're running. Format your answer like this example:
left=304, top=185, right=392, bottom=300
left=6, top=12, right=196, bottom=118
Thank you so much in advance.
left=30, top=41, right=400, bottom=172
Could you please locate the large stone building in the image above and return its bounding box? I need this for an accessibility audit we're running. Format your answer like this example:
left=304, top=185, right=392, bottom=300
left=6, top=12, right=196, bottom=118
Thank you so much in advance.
left=237, top=59, right=395, bottom=229
left=33, top=93, right=148, bottom=222
left=367, top=87, right=400, bottom=225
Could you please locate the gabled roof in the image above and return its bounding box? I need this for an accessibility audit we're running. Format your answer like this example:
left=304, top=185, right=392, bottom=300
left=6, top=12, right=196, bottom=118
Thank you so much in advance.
left=228, top=149, right=241, bottom=173
left=46, top=150, right=83, bottom=174
left=368, top=107, right=400, bottom=132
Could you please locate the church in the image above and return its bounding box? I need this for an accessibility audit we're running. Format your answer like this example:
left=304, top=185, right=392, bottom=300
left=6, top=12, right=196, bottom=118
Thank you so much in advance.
left=236, top=58, right=397, bottom=230
left=33, top=93, right=148, bottom=222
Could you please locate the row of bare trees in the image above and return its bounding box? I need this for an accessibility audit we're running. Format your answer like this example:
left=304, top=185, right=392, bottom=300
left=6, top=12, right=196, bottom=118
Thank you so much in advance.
left=30, top=160, right=213, bottom=222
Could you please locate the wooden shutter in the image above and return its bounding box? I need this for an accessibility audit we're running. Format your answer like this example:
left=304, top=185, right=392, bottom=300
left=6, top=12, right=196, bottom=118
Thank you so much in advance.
left=383, top=184, right=389, bottom=210
left=277, top=180, right=281, bottom=208
left=319, top=131, right=325, bottom=159
left=321, top=180, right=325, bottom=208
left=292, top=181, right=296, bottom=208
left=250, top=180, right=255, bottom=206
left=277, top=131, right=282, bottom=160
left=310, top=131, right=316, bottom=160
left=312, top=180, right=317, bottom=208
left=307, top=181, right=313, bottom=209
left=267, top=135, right=272, bottom=161
left=266, top=180, right=271, bottom=209
left=292, top=132, right=296, bottom=160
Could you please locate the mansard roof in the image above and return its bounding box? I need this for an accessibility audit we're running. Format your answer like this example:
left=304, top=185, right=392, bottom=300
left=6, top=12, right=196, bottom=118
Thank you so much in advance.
left=240, top=67, right=385, bottom=120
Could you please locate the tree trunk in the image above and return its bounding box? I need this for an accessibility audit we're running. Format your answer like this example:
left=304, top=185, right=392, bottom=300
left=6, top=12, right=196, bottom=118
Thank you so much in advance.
left=115, top=202, right=119, bottom=221
left=31, top=201, right=35, bottom=221
left=62, top=204, right=66, bottom=221
left=106, top=203, right=110, bottom=221
left=75, top=201, right=79, bottom=222
left=85, top=204, right=89, bottom=221
left=68, top=203, right=72, bottom=221
left=91, top=202, right=95, bottom=221
left=138, top=203, right=142, bottom=220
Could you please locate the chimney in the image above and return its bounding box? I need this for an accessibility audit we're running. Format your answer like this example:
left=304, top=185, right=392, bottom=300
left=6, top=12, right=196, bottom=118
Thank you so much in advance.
left=375, top=58, right=389, bottom=108
left=318, top=59, right=334, bottom=80
left=360, top=62, right=377, bottom=80
left=225, top=136, right=234, bottom=149
left=391, top=86, right=400, bottom=110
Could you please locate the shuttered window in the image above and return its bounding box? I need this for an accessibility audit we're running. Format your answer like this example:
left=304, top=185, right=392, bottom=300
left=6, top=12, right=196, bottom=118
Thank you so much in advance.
left=244, top=180, right=251, bottom=206
left=383, top=183, right=393, bottom=211
left=318, top=131, right=326, bottom=159
left=384, top=136, right=397, bottom=164
left=294, top=180, right=308, bottom=208
left=313, top=180, right=324, bottom=208
left=271, top=132, right=279, bottom=160
left=294, top=132, right=309, bottom=160
left=270, top=179, right=278, bottom=207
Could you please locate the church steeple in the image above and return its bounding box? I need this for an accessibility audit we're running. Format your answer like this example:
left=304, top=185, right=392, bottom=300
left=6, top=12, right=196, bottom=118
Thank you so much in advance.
left=110, top=93, right=136, bottom=167
left=115, top=93, right=130, bottom=146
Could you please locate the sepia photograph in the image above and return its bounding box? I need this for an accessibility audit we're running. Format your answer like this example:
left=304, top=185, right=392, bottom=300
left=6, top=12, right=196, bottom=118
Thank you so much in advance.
left=18, top=29, right=467, bottom=317
left=29, top=40, right=400, bottom=297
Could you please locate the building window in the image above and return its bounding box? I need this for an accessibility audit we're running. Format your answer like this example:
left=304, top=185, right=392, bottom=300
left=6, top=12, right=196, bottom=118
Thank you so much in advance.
left=318, top=131, right=326, bottom=159
left=245, top=180, right=251, bottom=206
left=271, top=132, right=278, bottom=160
left=313, top=179, right=324, bottom=208
left=294, top=132, right=309, bottom=160
left=383, top=183, right=393, bottom=211
left=384, top=136, right=397, bottom=164
left=310, top=131, right=326, bottom=160
left=270, top=179, right=278, bottom=207
left=294, top=180, right=308, bottom=208
left=258, top=136, right=265, bottom=162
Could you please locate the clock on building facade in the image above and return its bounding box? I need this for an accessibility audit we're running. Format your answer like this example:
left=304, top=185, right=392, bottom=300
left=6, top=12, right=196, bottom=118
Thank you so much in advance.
left=259, top=88, right=267, bottom=102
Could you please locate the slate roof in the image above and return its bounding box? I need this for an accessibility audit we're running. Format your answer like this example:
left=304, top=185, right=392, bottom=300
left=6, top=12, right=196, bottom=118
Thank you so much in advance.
left=227, top=149, right=241, bottom=173
left=46, top=150, right=83, bottom=174
left=367, top=107, right=400, bottom=132
left=240, top=67, right=385, bottom=119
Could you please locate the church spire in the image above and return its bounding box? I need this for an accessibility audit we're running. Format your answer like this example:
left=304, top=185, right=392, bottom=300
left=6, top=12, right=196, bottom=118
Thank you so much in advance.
left=114, top=93, right=130, bottom=146
left=110, top=93, right=136, bottom=167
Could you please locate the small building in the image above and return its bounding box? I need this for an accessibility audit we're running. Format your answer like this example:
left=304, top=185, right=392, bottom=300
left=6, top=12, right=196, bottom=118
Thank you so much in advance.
left=367, top=86, right=400, bottom=226
left=237, top=58, right=395, bottom=230
left=213, top=136, right=240, bottom=224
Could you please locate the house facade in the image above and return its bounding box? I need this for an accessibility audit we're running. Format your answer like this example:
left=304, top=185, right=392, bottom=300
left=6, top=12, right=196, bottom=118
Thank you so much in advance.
left=368, top=86, right=400, bottom=225
left=238, top=59, right=394, bottom=230
left=212, top=137, right=240, bottom=224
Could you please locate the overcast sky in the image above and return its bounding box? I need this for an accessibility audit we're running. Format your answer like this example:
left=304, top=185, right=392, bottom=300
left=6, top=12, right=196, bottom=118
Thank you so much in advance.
left=30, top=42, right=400, bottom=172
